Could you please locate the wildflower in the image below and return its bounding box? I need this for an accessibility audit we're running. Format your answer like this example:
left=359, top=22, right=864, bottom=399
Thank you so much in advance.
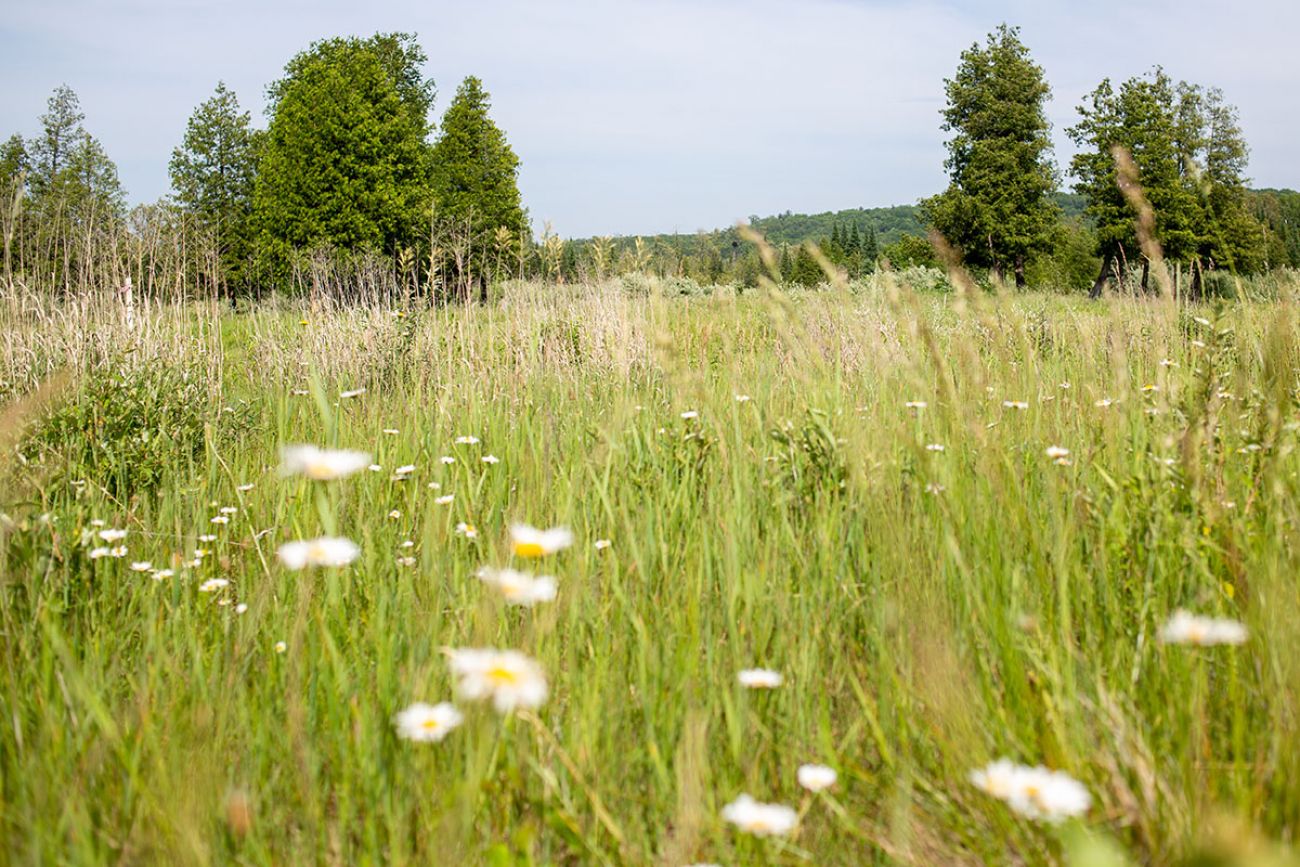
left=594, top=539, right=612, bottom=550
left=400, top=540, right=415, bottom=548
left=237, top=483, right=255, bottom=492
left=481, top=454, right=500, bottom=464
left=388, top=510, right=402, bottom=519
left=434, top=494, right=454, bottom=506
left=211, top=515, right=230, bottom=525
left=152, top=568, right=174, bottom=581
left=455, top=435, right=480, bottom=445
left=926, top=482, right=946, bottom=495
left=1059, top=382, right=1071, bottom=390
left=971, top=760, right=1091, bottom=823
left=98, top=528, right=127, bottom=542
left=193, top=548, right=209, bottom=559
left=455, top=523, right=478, bottom=539
left=735, top=394, right=751, bottom=402
left=905, top=400, right=927, bottom=410
left=1160, top=358, right=1177, bottom=367
left=721, top=795, right=797, bottom=837
left=383, top=428, right=400, bottom=435
left=291, top=388, right=309, bottom=396
left=110, top=546, right=128, bottom=558
left=88, top=517, right=104, bottom=526
left=427, top=482, right=442, bottom=490
left=369, top=464, right=383, bottom=472
left=477, top=567, right=557, bottom=606
left=1142, top=384, right=1159, bottom=393
left=277, top=537, right=361, bottom=570
left=1045, top=446, right=1070, bottom=460
left=397, top=556, right=417, bottom=567
left=1158, top=610, right=1247, bottom=646
left=446, top=648, right=548, bottom=713
left=274, top=641, right=287, bottom=654
left=440, top=455, right=456, bottom=465
left=681, top=410, right=699, bottom=420
left=280, top=445, right=371, bottom=481
left=130, top=561, right=152, bottom=572
left=340, top=387, right=366, bottom=399
left=1194, top=316, right=1211, bottom=326
left=89, top=547, right=111, bottom=559
left=393, top=464, right=416, bottom=476
left=797, top=764, right=838, bottom=792
left=394, top=702, right=463, bottom=743
left=199, top=578, right=230, bottom=593
left=510, top=524, right=574, bottom=558
left=1003, top=401, right=1029, bottom=410
left=1191, top=339, right=1207, bottom=348
left=738, top=668, right=783, bottom=689
left=926, top=443, right=945, bottom=452
left=1095, top=398, right=1114, bottom=408
left=235, top=603, right=248, bottom=614
left=220, top=506, right=238, bottom=515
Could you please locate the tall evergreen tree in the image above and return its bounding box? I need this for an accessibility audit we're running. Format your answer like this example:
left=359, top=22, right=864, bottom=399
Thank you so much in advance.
left=429, top=76, right=526, bottom=298
left=253, top=33, right=435, bottom=275
left=1069, top=70, right=1265, bottom=296
left=920, top=24, right=1058, bottom=287
left=170, top=82, right=261, bottom=290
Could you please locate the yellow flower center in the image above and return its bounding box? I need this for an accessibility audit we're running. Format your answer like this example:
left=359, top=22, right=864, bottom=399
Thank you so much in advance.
left=421, top=719, right=441, bottom=731
left=487, top=665, right=520, bottom=685
left=513, top=541, right=546, bottom=558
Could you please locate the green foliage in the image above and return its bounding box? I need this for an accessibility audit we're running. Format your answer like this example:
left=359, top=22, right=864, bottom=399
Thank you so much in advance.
left=430, top=76, right=526, bottom=295
left=1248, top=188, right=1300, bottom=268
left=170, top=82, right=262, bottom=292
left=921, top=24, right=1059, bottom=286
left=881, top=233, right=939, bottom=269
left=253, top=33, right=435, bottom=277
left=21, top=364, right=220, bottom=499
left=1069, top=70, right=1271, bottom=292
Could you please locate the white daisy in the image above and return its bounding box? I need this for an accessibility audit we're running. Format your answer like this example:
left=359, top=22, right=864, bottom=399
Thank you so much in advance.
left=277, top=537, right=362, bottom=570
left=509, top=524, right=574, bottom=558
left=129, top=561, right=152, bottom=572
left=98, top=528, right=127, bottom=542
left=446, top=648, right=548, bottom=713
left=477, top=567, right=558, bottom=606
left=738, top=668, right=783, bottom=689
left=455, top=435, right=480, bottom=445
left=394, top=702, right=464, bottom=743
left=434, top=494, right=455, bottom=506
left=199, top=578, right=230, bottom=593
left=279, top=445, right=372, bottom=481
left=1158, top=610, right=1247, bottom=646
left=720, top=794, right=797, bottom=837
left=797, top=764, right=838, bottom=792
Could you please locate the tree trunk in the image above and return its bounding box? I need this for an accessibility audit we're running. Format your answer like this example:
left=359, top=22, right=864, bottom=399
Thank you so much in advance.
left=1191, top=259, right=1204, bottom=300
left=994, top=262, right=1005, bottom=285
left=1089, top=252, right=1112, bottom=299
left=1140, top=259, right=1151, bottom=294
left=1014, top=255, right=1026, bottom=289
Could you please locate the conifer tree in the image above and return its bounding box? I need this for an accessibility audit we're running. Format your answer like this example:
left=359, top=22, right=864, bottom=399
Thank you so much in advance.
left=921, top=24, right=1058, bottom=287
left=170, top=82, right=261, bottom=291
left=430, top=76, right=526, bottom=298
left=253, top=33, right=435, bottom=277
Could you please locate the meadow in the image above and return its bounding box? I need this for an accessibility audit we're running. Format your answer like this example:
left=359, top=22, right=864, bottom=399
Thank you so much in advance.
left=1, top=272, right=1299, bottom=865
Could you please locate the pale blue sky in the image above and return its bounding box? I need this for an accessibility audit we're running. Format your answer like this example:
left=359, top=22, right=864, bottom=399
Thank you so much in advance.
left=1, top=0, right=1296, bottom=237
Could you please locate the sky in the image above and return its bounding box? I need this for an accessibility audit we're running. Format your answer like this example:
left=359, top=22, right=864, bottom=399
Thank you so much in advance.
left=1, top=0, right=1296, bottom=238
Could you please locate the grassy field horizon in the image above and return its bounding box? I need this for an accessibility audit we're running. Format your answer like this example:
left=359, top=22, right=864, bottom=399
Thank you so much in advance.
left=2, top=275, right=1298, bottom=865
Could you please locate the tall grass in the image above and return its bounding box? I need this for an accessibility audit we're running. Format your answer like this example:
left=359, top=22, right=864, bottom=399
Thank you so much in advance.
left=1, top=275, right=1299, bottom=865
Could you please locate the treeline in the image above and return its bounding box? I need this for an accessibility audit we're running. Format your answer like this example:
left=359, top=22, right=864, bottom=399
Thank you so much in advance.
left=922, top=25, right=1296, bottom=297
left=2, top=28, right=1297, bottom=300
left=1, top=33, right=528, bottom=300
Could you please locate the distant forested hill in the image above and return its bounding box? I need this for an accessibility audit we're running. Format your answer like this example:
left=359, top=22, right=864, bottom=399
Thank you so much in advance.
left=576, top=192, right=1090, bottom=248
